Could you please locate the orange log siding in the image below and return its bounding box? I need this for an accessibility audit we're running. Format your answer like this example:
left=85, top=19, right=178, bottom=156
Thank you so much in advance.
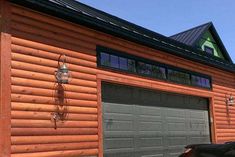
left=0, top=1, right=12, bottom=157
left=0, top=2, right=233, bottom=156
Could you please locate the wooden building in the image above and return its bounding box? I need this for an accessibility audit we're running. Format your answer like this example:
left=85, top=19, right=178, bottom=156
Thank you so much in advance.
left=0, top=0, right=235, bottom=157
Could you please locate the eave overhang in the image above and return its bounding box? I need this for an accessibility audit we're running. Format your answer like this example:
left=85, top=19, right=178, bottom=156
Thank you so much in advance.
left=10, top=0, right=235, bottom=73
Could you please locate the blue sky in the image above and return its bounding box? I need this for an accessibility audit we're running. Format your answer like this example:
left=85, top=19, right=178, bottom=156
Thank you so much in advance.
left=79, top=0, right=235, bottom=62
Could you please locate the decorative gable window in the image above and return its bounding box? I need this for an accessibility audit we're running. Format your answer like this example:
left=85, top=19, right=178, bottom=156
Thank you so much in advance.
left=204, top=46, right=214, bottom=55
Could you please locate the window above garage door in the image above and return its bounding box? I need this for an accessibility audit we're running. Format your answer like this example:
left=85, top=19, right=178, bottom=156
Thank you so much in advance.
left=97, top=46, right=212, bottom=89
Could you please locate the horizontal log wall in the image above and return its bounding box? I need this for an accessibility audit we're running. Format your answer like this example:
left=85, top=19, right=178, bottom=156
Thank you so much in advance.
left=10, top=4, right=98, bottom=157
left=9, top=3, right=235, bottom=157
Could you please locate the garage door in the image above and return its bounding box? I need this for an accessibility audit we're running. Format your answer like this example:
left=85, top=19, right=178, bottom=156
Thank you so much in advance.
left=102, top=83, right=211, bottom=157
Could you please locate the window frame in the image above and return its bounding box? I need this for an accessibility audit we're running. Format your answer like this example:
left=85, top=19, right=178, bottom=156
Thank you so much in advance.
left=97, top=46, right=212, bottom=90
left=204, top=45, right=215, bottom=55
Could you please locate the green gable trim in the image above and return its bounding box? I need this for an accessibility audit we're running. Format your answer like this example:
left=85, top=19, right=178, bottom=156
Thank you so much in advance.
left=197, top=31, right=225, bottom=59
left=170, top=22, right=233, bottom=63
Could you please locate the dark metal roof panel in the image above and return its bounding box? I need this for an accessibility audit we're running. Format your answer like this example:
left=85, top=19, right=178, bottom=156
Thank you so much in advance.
left=170, top=23, right=211, bottom=46
left=50, top=0, right=167, bottom=40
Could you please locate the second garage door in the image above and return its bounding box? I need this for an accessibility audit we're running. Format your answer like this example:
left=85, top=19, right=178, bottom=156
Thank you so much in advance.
left=102, top=83, right=211, bottom=157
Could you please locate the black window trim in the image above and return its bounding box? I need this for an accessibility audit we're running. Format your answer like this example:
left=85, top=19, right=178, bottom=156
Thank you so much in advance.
left=204, top=45, right=215, bottom=55
left=97, top=46, right=212, bottom=90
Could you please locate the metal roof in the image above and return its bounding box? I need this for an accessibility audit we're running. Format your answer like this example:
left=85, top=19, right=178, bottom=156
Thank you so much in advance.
left=47, top=0, right=167, bottom=40
left=170, top=22, right=211, bottom=46
left=170, top=22, right=232, bottom=62
left=10, top=0, right=235, bottom=73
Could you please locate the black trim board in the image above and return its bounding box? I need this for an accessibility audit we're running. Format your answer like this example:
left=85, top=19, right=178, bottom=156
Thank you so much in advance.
left=10, top=0, right=235, bottom=73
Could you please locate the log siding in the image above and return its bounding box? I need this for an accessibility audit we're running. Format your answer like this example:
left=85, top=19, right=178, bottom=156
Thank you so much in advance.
left=0, top=2, right=233, bottom=157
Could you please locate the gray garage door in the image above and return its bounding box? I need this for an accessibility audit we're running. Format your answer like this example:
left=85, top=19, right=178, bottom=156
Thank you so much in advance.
left=102, top=83, right=211, bottom=157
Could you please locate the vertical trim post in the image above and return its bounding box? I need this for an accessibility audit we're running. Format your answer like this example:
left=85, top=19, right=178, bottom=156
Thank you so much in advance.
left=0, top=1, right=12, bottom=157
left=210, top=96, right=217, bottom=143
left=97, top=79, right=103, bottom=157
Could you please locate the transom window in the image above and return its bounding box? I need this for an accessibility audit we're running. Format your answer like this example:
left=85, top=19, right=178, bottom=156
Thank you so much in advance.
left=168, top=69, right=190, bottom=85
left=100, top=52, right=136, bottom=72
left=97, top=46, right=212, bottom=89
left=191, top=75, right=211, bottom=88
left=137, top=62, right=166, bottom=79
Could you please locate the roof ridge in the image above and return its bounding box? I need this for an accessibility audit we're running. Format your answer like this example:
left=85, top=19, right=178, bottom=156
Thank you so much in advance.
left=170, top=22, right=212, bottom=38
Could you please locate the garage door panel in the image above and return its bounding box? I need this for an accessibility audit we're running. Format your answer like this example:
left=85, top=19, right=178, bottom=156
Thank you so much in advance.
left=167, top=122, right=187, bottom=131
left=136, top=146, right=164, bottom=157
left=190, top=122, right=209, bottom=132
left=139, top=115, right=163, bottom=122
left=138, top=150, right=164, bottom=157
left=167, top=151, right=181, bottom=157
left=103, top=102, right=135, bottom=133
left=190, top=123, right=207, bottom=131
left=102, top=83, right=211, bottom=157
left=190, top=110, right=208, bottom=119
left=104, top=111, right=134, bottom=122
left=105, top=151, right=135, bottom=157
left=165, top=108, right=186, bottom=119
left=138, top=132, right=164, bottom=138
left=138, top=136, right=164, bottom=148
left=166, top=136, right=187, bottom=156
left=103, top=103, right=134, bottom=114
left=167, top=147, right=185, bottom=156
left=104, top=120, right=134, bottom=131
left=105, top=137, right=134, bottom=149
left=105, top=132, right=135, bottom=139
left=187, top=134, right=210, bottom=143
left=189, top=136, right=210, bottom=144
left=137, top=106, right=162, bottom=117
left=167, top=136, right=187, bottom=146
left=104, top=136, right=135, bottom=157
left=137, top=105, right=163, bottom=133
left=139, top=121, right=163, bottom=131
left=104, top=113, right=134, bottom=121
